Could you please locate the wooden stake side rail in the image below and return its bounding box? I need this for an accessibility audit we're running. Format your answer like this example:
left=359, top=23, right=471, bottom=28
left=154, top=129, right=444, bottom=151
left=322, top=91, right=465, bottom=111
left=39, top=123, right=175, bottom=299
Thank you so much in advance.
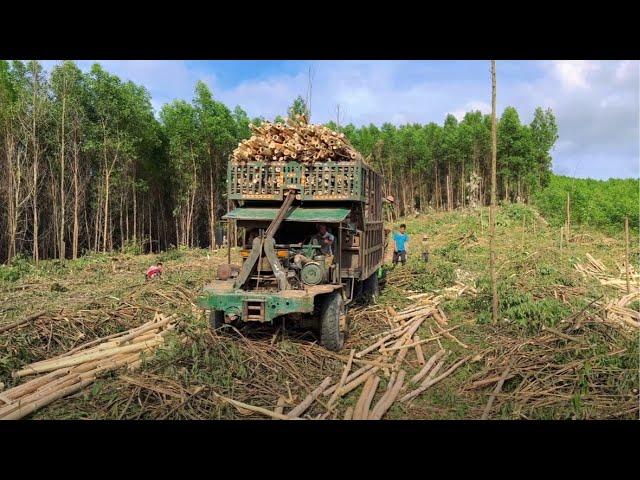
left=228, top=160, right=368, bottom=202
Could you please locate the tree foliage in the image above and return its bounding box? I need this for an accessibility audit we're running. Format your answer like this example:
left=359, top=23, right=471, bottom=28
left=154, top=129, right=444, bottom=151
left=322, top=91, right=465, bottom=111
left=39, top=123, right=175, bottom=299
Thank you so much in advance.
left=0, top=60, right=629, bottom=264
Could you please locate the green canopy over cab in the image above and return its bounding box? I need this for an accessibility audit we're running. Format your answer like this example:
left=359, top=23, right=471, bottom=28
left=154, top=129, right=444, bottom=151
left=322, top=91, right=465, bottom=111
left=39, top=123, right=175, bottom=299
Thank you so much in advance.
left=223, top=206, right=351, bottom=223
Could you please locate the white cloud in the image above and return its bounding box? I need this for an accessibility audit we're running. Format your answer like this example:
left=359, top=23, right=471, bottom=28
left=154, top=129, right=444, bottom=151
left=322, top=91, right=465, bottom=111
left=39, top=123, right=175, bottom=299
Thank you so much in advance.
left=551, top=60, right=600, bottom=89
left=38, top=59, right=640, bottom=179
left=452, top=101, right=491, bottom=121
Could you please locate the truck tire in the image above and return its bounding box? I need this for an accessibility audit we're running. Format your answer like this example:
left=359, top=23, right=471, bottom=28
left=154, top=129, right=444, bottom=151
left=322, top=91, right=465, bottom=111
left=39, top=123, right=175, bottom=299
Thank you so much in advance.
left=363, top=272, right=379, bottom=299
left=210, top=310, right=225, bottom=330
left=320, top=292, right=345, bottom=351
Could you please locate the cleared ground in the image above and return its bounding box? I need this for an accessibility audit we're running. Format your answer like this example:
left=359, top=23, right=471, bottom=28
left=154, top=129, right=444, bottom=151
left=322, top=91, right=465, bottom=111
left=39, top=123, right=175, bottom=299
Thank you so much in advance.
left=1, top=204, right=638, bottom=419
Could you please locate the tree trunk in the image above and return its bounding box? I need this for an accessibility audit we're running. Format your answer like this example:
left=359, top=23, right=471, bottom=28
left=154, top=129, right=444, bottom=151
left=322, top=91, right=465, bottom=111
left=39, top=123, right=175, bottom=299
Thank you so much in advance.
left=132, top=182, right=137, bottom=244
left=59, top=93, right=66, bottom=261
left=209, top=165, right=215, bottom=251
left=31, top=69, right=40, bottom=266
left=72, top=131, right=80, bottom=260
left=489, top=60, right=499, bottom=324
left=102, top=170, right=110, bottom=253
left=148, top=199, right=153, bottom=254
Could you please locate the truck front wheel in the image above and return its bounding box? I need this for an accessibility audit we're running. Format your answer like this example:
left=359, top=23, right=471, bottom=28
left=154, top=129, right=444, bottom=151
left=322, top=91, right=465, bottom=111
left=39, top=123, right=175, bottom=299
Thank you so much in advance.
left=320, top=292, right=346, bottom=351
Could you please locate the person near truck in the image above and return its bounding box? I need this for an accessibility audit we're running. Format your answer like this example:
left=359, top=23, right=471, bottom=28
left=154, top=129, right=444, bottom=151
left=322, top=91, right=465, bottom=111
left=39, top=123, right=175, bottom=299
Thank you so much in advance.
left=313, top=223, right=335, bottom=265
left=392, top=224, right=408, bottom=266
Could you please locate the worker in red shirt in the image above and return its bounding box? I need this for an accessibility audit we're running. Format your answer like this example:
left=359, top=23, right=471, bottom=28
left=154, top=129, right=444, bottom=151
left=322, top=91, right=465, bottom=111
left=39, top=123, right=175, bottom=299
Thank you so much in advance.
left=145, top=262, right=163, bottom=281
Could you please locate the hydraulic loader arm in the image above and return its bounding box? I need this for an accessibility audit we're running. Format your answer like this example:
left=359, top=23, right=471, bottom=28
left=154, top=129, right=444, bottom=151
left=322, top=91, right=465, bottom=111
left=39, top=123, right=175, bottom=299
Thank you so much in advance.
left=234, top=189, right=297, bottom=290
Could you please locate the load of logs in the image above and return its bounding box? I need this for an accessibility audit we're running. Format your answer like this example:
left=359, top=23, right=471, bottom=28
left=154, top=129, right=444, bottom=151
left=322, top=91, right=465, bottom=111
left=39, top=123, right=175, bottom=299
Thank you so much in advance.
left=232, top=114, right=363, bottom=163
left=0, top=313, right=176, bottom=420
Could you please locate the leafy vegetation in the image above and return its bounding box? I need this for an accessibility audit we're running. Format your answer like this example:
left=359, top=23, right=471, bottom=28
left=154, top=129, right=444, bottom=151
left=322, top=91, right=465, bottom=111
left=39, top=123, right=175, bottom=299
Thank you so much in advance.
left=1, top=60, right=561, bottom=264
left=533, top=174, right=639, bottom=232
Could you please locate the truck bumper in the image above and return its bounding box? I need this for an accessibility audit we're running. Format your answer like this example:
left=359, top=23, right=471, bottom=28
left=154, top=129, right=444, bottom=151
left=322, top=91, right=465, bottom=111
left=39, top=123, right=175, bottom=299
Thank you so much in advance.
left=197, top=286, right=315, bottom=323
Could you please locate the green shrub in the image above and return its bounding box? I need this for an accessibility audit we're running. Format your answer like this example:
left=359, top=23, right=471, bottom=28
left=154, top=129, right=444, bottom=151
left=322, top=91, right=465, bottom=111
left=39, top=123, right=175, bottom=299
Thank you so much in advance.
left=474, top=277, right=571, bottom=330
left=0, top=255, right=34, bottom=283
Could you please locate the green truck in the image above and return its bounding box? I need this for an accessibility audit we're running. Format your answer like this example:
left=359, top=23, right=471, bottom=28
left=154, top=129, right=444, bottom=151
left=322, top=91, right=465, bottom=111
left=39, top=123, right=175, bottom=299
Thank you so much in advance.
left=197, top=158, right=386, bottom=350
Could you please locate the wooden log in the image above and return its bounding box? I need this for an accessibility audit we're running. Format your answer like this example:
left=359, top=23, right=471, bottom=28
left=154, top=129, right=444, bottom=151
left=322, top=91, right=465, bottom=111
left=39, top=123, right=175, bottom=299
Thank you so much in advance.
left=481, top=363, right=512, bottom=420
left=0, top=311, right=46, bottom=334
left=327, top=349, right=354, bottom=409
left=406, top=293, right=433, bottom=300
left=411, top=349, right=447, bottom=384
left=334, top=367, right=380, bottom=398
left=401, top=355, right=470, bottom=402
left=286, top=377, right=333, bottom=418
left=352, top=375, right=375, bottom=420
left=389, top=315, right=427, bottom=350
left=369, top=370, right=406, bottom=420
left=213, top=392, right=297, bottom=420
left=1, top=368, right=71, bottom=401
left=0, top=373, right=84, bottom=418
left=625, top=217, right=631, bottom=294
left=14, top=338, right=164, bottom=377
left=323, top=365, right=374, bottom=397
left=274, top=396, right=286, bottom=415
left=56, top=315, right=174, bottom=359
left=414, top=336, right=426, bottom=366
left=0, top=377, right=94, bottom=420
left=393, top=344, right=409, bottom=371
left=359, top=376, right=380, bottom=420
left=432, top=321, right=468, bottom=348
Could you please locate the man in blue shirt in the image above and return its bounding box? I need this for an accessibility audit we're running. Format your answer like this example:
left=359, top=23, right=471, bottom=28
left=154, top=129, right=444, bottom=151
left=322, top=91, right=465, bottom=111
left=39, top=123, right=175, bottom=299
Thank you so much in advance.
left=392, top=224, right=408, bottom=266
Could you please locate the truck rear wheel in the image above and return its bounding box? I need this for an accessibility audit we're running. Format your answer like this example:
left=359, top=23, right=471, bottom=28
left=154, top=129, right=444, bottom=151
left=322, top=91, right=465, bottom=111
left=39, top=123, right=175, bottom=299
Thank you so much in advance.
left=210, top=310, right=225, bottom=330
left=363, top=272, right=380, bottom=300
left=320, top=292, right=345, bottom=351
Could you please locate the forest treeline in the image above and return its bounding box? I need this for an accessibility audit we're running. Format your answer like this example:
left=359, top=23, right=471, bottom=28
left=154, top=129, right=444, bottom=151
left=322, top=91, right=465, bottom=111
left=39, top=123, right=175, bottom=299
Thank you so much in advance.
left=532, top=175, right=639, bottom=232
left=1, top=60, right=560, bottom=264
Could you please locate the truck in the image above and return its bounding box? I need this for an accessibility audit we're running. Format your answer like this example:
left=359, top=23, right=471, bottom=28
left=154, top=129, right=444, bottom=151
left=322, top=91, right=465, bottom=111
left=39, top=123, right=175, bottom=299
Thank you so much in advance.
left=196, top=157, right=386, bottom=351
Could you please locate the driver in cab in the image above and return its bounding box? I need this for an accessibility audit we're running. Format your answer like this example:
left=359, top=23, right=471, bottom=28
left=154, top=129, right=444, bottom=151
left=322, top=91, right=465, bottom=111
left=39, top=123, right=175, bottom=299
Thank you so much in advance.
left=312, top=223, right=335, bottom=265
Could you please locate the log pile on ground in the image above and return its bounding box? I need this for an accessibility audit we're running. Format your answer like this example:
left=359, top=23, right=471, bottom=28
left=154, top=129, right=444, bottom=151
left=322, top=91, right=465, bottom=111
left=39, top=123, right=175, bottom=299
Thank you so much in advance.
left=574, top=254, right=639, bottom=330
left=232, top=115, right=363, bottom=163
left=0, top=313, right=175, bottom=420
left=574, top=253, right=639, bottom=293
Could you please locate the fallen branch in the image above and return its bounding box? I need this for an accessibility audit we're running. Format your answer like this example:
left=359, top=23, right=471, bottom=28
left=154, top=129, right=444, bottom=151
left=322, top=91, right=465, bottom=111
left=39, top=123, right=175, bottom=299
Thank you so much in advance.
left=481, top=363, right=512, bottom=420
left=0, top=311, right=46, bottom=334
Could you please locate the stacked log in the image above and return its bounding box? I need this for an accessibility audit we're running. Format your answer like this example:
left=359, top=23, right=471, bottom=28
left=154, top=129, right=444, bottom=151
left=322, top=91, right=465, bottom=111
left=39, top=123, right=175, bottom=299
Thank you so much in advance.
left=0, top=313, right=175, bottom=420
left=574, top=253, right=640, bottom=331
left=232, top=115, right=363, bottom=163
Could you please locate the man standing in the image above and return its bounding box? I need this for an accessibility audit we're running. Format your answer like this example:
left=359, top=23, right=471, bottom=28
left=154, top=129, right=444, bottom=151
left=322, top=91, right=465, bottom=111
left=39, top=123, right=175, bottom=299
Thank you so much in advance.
left=392, top=224, right=408, bottom=266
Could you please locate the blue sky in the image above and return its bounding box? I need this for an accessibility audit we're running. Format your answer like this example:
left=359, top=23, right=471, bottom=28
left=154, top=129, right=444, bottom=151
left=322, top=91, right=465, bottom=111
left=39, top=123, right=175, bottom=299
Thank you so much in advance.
left=44, top=60, right=639, bottom=179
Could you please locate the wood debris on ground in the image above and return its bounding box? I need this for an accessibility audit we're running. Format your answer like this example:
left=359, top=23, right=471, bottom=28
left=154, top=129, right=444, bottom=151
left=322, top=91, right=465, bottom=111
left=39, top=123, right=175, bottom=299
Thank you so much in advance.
left=574, top=253, right=640, bottom=330
left=574, top=253, right=639, bottom=293
left=0, top=313, right=176, bottom=420
left=463, top=314, right=639, bottom=419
